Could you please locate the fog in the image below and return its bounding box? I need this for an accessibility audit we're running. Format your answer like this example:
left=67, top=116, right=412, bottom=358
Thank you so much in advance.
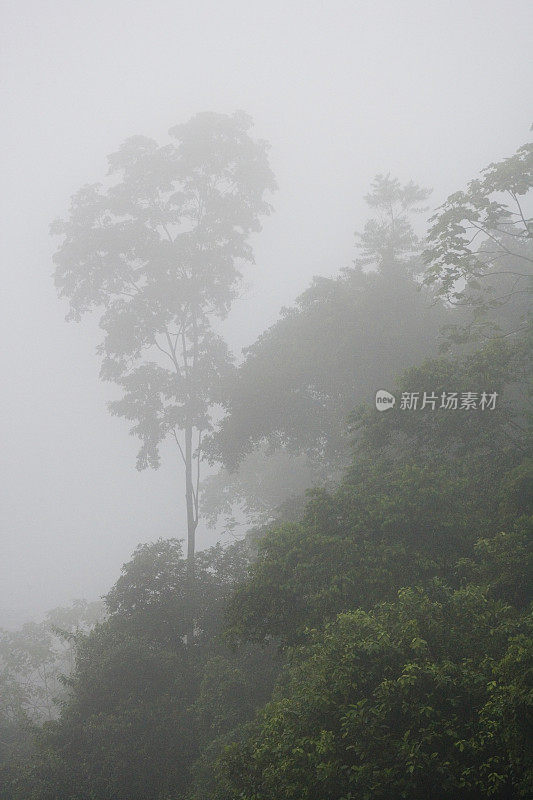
left=1, top=0, right=531, bottom=620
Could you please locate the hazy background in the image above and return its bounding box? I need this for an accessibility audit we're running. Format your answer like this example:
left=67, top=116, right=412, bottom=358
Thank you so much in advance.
left=1, top=0, right=531, bottom=621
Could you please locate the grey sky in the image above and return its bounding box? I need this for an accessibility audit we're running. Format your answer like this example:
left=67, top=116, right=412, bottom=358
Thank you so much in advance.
left=1, top=0, right=531, bottom=618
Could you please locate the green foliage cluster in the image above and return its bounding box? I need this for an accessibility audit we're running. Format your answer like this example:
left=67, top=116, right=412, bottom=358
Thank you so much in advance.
left=204, top=321, right=531, bottom=799
left=217, top=583, right=531, bottom=800
left=1, top=539, right=279, bottom=800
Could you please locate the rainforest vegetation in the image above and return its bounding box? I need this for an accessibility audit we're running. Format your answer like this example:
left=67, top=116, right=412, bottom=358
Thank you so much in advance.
left=1, top=123, right=531, bottom=800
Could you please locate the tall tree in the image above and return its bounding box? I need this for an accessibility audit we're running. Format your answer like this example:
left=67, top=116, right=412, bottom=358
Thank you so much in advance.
left=423, top=136, right=532, bottom=341
left=52, top=111, right=276, bottom=581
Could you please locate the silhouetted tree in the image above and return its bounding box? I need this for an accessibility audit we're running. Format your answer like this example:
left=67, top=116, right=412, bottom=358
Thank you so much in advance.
left=52, top=111, right=276, bottom=583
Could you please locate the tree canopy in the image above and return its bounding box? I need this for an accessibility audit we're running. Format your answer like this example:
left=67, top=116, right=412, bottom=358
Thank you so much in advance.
left=423, top=139, right=532, bottom=340
left=52, top=111, right=276, bottom=564
left=202, top=176, right=454, bottom=531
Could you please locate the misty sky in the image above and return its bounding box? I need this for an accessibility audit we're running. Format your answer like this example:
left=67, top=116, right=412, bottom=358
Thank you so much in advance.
left=1, top=0, right=532, bottom=619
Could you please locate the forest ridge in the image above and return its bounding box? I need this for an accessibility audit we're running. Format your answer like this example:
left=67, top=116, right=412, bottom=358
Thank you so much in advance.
left=1, top=121, right=531, bottom=799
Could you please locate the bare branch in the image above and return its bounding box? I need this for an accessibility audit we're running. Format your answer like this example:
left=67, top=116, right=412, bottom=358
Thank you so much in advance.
left=470, top=221, right=533, bottom=263
left=510, top=191, right=532, bottom=236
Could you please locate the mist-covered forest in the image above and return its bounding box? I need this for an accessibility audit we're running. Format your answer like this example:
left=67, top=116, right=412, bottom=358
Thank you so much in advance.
left=1, top=3, right=532, bottom=799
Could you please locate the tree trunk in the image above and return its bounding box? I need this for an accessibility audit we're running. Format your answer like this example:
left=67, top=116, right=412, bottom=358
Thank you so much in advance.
left=184, top=423, right=197, bottom=643
left=185, top=307, right=200, bottom=643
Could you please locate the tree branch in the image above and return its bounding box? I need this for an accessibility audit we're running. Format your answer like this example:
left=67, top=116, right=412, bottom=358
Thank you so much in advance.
left=171, top=429, right=187, bottom=467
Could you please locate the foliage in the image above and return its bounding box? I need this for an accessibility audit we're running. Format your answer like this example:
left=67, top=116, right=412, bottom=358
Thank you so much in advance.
left=0, top=600, right=104, bottom=725
left=3, top=540, right=279, bottom=800
left=200, top=445, right=328, bottom=532
left=423, top=137, right=532, bottom=340
left=216, top=584, right=532, bottom=800
left=224, top=337, right=528, bottom=648
left=355, top=173, right=431, bottom=271
left=352, top=335, right=530, bottom=465
left=203, top=177, right=451, bottom=528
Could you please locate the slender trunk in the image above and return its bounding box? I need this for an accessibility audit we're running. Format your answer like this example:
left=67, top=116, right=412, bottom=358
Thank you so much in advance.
left=184, top=306, right=200, bottom=643
left=187, top=306, right=200, bottom=569
left=185, top=422, right=197, bottom=643
left=185, top=423, right=197, bottom=570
